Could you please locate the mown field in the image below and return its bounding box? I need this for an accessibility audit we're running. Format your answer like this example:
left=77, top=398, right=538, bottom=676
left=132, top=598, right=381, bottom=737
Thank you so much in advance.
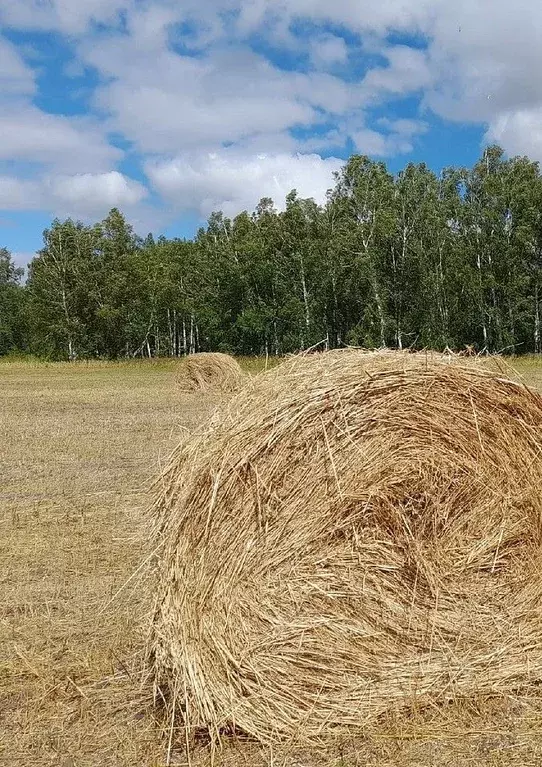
left=2, top=356, right=542, bottom=767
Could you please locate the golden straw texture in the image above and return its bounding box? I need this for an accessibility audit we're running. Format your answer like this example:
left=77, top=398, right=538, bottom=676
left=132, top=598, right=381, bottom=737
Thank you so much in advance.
left=175, top=352, right=244, bottom=393
left=150, top=350, right=542, bottom=745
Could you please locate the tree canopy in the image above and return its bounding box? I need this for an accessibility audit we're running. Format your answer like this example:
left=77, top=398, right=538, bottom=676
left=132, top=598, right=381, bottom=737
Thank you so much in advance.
left=4, top=146, right=542, bottom=359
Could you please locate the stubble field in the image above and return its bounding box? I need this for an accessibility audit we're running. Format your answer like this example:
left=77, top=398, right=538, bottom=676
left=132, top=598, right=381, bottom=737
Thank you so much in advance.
left=2, top=357, right=542, bottom=766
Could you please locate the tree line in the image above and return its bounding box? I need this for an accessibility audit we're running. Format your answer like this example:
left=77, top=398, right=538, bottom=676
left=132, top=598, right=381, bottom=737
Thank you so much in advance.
left=3, top=145, right=542, bottom=360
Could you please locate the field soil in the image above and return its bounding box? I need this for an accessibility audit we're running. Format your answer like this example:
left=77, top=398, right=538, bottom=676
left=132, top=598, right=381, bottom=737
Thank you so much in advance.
left=2, top=357, right=542, bottom=766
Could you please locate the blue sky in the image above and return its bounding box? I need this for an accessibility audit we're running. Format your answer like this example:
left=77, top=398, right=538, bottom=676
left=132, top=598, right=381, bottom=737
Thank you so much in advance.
left=1, top=0, right=541, bottom=267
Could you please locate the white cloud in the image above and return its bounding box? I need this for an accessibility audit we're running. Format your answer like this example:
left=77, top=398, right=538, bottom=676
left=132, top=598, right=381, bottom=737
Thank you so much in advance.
left=424, top=2, right=542, bottom=124
left=351, top=129, right=388, bottom=156
left=145, top=150, right=343, bottom=216
left=376, top=117, right=428, bottom=140
left=385, top=118, right=428, bottom=137
left=485, top=108, right=542, bottom=163
left=351, top=117, right=428, bottom=156
left=218, top=0, right=441, bottom=37
left=0, top=176, right=39, bottom=210
left=361, top=46, right=434, bottom=101
left=0, top=0, right=133, bottom=34
left=126, top=4, right=182, bottom=50
left=0, top=36, right=35, bottom=95
left=0, top=0, right=437, bottom=41
left=352, top=129, right=412, bottom=157
left=0, top=32, right=139, bottom=220
left=48, top=171, right=147, bottom=211
left=0, top=104, right=120, bottom=173
left=95, top=80, right=316, bottom=153
left=310, top=34, right=349, bottom=68
left=82, top=37, right=359, bottom=154
left=73, top=9, right=433, bottom=163
left=0, top=171, right=146, bottom=219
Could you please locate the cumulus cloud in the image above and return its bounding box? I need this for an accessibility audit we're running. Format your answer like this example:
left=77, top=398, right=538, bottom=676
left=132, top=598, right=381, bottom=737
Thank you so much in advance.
left=485, top=108, right=542, bottom=163
left=0, top=104, right=120, bottom=173
left=352, top=130, right=407, bottom=157
left=0, top=176, right=39, bottom=210
left=0, top=91, right=131, bottom=219
left=0, top=171, right=147, bottom=219
left=377, top=118, right=428, bottom=137
left=0, top=0, right=133, bottom=34
left=351, top=117, right=428, bottom=156
left=145, top=150, right=343, bottom=217
left=48, top=171, right=147, bottom=211
left=72, top=6, right=434, bottom=165
left=213, top=0, right=441, bottom=37
left=361, top=46, right=434, bottom=101
left=309, top=34, right=349, bottom=68
left=351, top=129, right=392, bottom=156
left=256, top=0, right=542, bottom=164
left=0, top=36, right=35, bottom=95
left=83, top=38, right=358, bottom=154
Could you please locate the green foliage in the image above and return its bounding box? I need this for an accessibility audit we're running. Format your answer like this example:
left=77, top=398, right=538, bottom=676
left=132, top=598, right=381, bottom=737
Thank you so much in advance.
left=5, top=146, right=542, bottom=358
left=0, top=248, right=26, bottom=355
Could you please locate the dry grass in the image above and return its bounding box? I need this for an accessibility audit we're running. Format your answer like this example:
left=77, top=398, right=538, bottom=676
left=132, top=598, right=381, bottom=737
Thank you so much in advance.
left=175, top=353, right=244, bottom=393
left=150, top=350, right=542, bottom=751
left=2, top=354, right=542, bottom=766
left=0, top=359, right=218, bottom=766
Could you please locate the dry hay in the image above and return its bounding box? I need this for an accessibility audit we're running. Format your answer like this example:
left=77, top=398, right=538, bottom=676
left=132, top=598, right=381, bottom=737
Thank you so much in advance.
left=150, top=349, right=542, bottom=746
left=175, top=352, right=243, bottom=393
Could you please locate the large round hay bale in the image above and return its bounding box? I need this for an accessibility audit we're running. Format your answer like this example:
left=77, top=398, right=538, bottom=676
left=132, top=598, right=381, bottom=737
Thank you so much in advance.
left=150, top=350, right=542, bottom=744
left=175, top=352, right=243, bottom=393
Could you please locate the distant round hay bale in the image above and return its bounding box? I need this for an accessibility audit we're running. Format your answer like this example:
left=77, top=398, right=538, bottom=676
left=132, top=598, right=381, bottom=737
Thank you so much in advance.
left=150, top=349, right=542, bottom=745
left=175, top=352, right=243, bottom=393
